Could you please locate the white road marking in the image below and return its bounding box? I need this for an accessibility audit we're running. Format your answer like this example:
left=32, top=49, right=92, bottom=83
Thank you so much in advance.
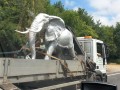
left=108, top=72, right=120, bottom=76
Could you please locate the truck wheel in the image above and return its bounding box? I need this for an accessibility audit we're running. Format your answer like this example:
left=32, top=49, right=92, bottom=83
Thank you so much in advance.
left=103, top=74, right=107, bottom=82
left=96, top=75, right=102, bottom=82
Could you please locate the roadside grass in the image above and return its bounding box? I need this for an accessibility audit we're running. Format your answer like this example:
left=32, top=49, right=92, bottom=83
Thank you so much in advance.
left=106, top=59, right=120, bottom=73
left=107, top=64, right=120, bottom=73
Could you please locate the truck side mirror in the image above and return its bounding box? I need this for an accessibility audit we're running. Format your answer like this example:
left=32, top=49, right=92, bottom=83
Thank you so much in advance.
left=105, top=44, right=109, bottom=58
left=81, top=81, right=117, bottom=90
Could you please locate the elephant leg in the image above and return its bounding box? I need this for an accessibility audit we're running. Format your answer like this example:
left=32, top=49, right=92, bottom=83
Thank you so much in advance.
left=29, top=31, right=36, bottom=59
left=44, top=42, right=56, bottom=60
left=69, top=45, right=76, bottom=59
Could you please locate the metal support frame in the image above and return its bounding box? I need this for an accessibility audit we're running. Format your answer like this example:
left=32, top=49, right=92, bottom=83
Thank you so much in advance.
left=3, top=59, right=9, bottom=83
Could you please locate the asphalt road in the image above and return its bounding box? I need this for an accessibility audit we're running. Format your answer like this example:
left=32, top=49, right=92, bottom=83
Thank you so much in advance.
left=107, top=72, right=120, bottom=90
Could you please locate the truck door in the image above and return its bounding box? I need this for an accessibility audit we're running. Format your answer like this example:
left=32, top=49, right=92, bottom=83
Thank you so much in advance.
left=96, top=42, right=106, bottom=73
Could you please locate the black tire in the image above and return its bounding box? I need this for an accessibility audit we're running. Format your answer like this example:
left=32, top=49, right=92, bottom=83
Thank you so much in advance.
left=103, top=74, right=107, bottom=82
left=96, top=75, right=102, bottom=82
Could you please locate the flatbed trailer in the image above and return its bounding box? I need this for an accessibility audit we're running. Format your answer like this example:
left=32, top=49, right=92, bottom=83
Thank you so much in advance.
left=0, top=58, right=86, bottom=90
left=0, top=26, right=89, bottom=90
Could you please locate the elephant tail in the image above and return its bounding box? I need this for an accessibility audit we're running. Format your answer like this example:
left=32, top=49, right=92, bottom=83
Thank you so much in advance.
left=15, top=28, right=29, bottom=34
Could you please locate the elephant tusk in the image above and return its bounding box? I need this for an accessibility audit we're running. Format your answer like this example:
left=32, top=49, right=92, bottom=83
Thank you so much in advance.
left=15, top=29, right=29, bottom=34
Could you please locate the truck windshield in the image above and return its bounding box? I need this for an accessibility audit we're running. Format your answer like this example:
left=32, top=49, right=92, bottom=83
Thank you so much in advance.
left=79, top=42, right=91, bottom=54
left=84, top=42, right=91, bottom=53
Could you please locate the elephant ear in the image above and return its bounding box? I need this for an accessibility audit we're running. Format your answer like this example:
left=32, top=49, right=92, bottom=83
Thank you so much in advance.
left=49, top=18, right=66, bottom=30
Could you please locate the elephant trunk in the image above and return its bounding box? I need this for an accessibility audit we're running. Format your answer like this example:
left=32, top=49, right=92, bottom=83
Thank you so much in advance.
left=29, top=31, right=36, bottom=59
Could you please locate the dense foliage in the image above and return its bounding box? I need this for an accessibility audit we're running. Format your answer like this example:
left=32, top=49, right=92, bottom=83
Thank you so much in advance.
left=0, top=0, right=120, bottom=61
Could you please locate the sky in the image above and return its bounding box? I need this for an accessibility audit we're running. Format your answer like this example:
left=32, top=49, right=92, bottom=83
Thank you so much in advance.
left=50, top=0, right=120, bottom=26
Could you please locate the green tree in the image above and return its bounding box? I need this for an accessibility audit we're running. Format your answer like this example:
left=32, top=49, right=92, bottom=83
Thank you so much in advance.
left=53, top=1, right=64, bottom=13
left=77, top=8, right=95, bottom=27
left=0, top=0, right=50, bottom=52
left=61, top=10, right=98, bottom=38
left=114, top=22, right=120, bottom=58
left=98, top=26, right=117, bottom=59
left=0, top=0, right=24, bottom=52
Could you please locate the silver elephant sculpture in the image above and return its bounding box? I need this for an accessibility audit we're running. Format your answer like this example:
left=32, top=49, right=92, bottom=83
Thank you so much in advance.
left=15, top=13, right=75, bottom=60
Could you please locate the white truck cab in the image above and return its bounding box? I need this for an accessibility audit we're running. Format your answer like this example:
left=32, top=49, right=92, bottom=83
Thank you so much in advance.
left=77, top=36, right=107, bottom=81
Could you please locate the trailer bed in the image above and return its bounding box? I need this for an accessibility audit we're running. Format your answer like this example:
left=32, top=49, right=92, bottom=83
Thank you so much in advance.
left=0, top=58, right=85, bottom=84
